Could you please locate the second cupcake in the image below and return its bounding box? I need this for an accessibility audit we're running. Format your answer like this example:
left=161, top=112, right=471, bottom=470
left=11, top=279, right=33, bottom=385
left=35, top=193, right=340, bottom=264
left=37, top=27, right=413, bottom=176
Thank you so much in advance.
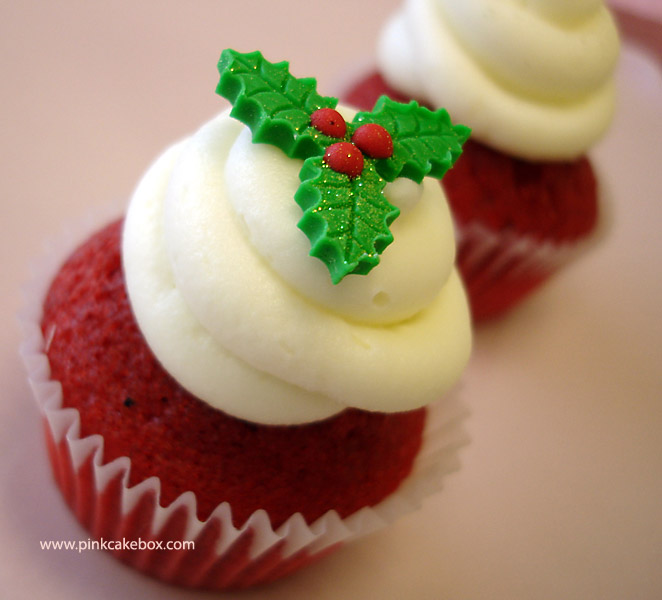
left=344, top=0, right=620, bottom=320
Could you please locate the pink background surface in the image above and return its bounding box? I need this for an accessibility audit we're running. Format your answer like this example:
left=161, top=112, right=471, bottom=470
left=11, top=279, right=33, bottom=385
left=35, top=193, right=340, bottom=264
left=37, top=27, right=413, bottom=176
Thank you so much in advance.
left=1, top=2, right=661, bottom=598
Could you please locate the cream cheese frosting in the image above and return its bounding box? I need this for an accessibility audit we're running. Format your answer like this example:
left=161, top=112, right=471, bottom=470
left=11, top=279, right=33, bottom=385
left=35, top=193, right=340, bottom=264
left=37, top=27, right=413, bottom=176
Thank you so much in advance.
left=377, top=0, right=620, bottom=160
left=123, top=108, right=471, bottom=425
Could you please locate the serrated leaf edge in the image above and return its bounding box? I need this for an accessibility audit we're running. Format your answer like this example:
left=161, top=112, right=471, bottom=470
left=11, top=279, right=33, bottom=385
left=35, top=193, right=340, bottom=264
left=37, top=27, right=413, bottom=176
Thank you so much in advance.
left=294, top=158, right=399, bottom=284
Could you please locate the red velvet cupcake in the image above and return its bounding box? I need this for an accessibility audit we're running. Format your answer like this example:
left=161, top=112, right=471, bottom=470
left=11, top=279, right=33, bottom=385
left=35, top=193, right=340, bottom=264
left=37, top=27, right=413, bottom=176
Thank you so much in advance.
left=343, top=0, right=620, bottom=321
left=20, top=49, right=472, bottom=589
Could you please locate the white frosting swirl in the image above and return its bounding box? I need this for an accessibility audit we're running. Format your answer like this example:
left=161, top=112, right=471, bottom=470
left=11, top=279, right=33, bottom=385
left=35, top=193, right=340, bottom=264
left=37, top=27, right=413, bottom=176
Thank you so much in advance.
left=377, top=0, right=620, bottom=159
left=123, top=109, right=471, bottom=425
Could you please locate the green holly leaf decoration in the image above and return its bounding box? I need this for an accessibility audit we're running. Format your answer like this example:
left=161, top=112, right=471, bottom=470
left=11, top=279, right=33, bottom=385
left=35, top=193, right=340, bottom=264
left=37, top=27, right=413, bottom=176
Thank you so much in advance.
left=216, top=49, right=470, bottom=283
left=355, top=96, right=472, bottom=184
left=216, top=48, right=337, bottom=160
left=295, top=157, right=400, bottom=284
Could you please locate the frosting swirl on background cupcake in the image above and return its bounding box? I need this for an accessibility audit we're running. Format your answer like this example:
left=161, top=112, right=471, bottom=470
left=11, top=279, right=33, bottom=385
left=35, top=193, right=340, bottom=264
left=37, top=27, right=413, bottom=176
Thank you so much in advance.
left=122, top=108, right=471, bottom=425
left=377, top=0, right=620, bottom=160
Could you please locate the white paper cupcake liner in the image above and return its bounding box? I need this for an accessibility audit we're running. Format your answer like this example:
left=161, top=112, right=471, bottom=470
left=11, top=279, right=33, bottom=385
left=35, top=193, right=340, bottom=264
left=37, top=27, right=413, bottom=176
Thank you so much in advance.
left=453, top=166, right=612, bottom=321
left=18, top=210, right=470, bottom=589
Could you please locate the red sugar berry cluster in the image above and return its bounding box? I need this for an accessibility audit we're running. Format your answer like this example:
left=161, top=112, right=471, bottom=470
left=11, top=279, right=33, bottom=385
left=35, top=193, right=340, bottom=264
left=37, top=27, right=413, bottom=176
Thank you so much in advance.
left=310, top=108, right=393, bottom=179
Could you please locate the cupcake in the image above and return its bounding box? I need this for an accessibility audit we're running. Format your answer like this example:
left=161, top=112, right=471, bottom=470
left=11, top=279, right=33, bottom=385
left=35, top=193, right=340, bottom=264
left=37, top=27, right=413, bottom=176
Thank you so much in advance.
left=343, top=0, right=621, bottom=321
left=20, top=49, right=472, bottom=589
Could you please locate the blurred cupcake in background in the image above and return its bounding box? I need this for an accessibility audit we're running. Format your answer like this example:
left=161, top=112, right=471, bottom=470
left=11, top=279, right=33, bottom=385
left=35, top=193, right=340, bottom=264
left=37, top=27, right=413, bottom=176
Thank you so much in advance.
left=343, top=0, right=620, bottom=320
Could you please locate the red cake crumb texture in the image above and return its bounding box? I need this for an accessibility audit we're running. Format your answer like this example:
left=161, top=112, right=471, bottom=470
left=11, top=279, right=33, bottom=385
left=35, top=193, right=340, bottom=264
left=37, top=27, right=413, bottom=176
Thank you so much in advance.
left=344, top=72, right=599, bottom=243
left=41, top=219, right=425, bottom=529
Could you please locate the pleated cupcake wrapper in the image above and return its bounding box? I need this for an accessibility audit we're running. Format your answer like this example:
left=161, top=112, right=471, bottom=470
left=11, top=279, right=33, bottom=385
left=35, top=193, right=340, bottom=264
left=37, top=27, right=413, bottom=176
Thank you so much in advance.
left=454, top=168, right=612, bottom=320
left=18, top=208, right=470, bottom=589
left=456, top=220, right=585, bottom=282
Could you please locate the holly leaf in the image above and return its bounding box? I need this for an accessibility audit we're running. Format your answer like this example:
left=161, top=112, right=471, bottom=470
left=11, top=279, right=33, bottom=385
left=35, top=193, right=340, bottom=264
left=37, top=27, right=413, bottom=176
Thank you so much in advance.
left=295, top=157, right=400, bottom=284
left=353, top=96, right=471, bottom=183
left=216, top=49, right=338, bottom=159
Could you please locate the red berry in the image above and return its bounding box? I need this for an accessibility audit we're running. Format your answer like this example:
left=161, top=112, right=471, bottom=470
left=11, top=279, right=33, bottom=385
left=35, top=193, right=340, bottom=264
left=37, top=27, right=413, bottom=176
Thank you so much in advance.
left=351, top=123, right=393, bottom=159
left=310, top=108, right=347, bottom=138
left=324, top=142, right=364, bottom=178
